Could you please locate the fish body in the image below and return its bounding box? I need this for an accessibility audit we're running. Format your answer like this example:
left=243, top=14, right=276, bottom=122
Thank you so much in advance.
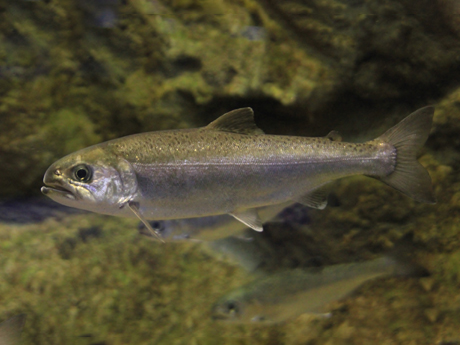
left=41, top=107, right=435, bottom=231
left=142, top=215, right=244, bottom=241
left=204, top=235, right=267, bottom=272
left=211, top=258, right=404, bottom=323
left=136, top=203, right=301, bottom=272
left=0, top=314, right=26, bottom=345
left=142, top=202, right=294, bottom=241
left=140, top=216, right=267, bottom=271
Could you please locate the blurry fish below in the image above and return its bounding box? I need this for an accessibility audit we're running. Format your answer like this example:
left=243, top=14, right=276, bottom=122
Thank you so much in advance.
left=139, top=214, right=248, bottom=242
left=240, top=26, right=266, bottom=41
left=211, top=257, right=427, bottom=324
left=137, top=202, right=299, bottom=241
left=0, top=314, right=26, bottom=345
left=137, top=203, right=308, bottom=272
left=204, top=235, right=266, bottom=273
left=41, top=107, right=435, bottom=241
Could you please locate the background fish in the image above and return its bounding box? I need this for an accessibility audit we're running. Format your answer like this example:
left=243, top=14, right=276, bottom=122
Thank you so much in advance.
left=211, top=257, right=423, bottom=324
left=0, top=315, right=26, bottom=345
left=137, top=203, right=305, bottom=272
left=138, top=202, right=295, bottom=241
left=41, top=107, right=435, bottom=236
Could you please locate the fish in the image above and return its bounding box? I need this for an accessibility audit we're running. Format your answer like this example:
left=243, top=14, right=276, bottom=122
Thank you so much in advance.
left=138, top=202, right=296, bottom=241
left=203, top=235, right=267, bottom=272
left=139, top=216, right=268, bottom=270
left=41, top=107, right=435, bottom=239
left=211, top=257, right=420, bottom=323
left=0, top=314, right=26, bottom=345
left=137, top=203, right=306, bottom=271
left=139, top=215, right=249, bottom=241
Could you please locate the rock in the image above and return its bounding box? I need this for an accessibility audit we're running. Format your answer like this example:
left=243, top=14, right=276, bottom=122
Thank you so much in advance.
left=258, top=0, right=460, bottom=100
left=0, top=0, right=336, bottom=198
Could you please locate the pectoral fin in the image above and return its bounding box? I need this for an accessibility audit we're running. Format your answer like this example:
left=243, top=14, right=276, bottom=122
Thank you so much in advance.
left=127, top=201, right=165, bottom=243
left=230, top=209, right=263, bottom=232
left=296, top=186, right=329, bottom=210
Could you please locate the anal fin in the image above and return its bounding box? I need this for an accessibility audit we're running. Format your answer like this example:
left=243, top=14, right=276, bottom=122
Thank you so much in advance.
left=295, top=186, right=329, bottom=210
left=230, top=209, right=263, bottom=232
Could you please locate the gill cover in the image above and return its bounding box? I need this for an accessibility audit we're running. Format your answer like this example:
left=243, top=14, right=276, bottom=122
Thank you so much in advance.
left=116, top=158, right=138, bottom=202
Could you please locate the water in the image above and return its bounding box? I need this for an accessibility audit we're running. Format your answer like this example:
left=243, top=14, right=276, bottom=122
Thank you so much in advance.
left=0, top=1, right=459, bottom=344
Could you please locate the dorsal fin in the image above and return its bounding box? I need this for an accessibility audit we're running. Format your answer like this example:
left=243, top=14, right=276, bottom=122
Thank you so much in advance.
left=326, top=130, right=342, bottom=142
left=205, top=108, right=265, bottom=135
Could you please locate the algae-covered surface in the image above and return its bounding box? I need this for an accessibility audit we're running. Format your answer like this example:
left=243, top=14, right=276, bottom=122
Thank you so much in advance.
left=1, top=0, right=460, bottom=344
left=2, top=175, right=460, bottom=345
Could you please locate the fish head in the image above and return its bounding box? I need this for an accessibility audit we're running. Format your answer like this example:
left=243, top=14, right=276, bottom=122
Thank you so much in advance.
left=211, top=296, right=271, bottom=323
left=211, top=298, right=245, bottom=322
left=41, top=145, right=138, bottom=214
left=138, top=220, right=177, bottom=240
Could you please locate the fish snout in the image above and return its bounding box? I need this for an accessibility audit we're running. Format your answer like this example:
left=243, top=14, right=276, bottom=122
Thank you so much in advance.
left=43, top=165, right=63, bottom=184
left=41, top=165, right=76, bottom=200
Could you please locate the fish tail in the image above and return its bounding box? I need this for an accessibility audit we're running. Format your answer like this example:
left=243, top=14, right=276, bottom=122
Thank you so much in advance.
left=385, top=235, right=430, bottom=277
left=383, top=255, right=429, bottom=277
left=373, top=106, right=436, bottom=203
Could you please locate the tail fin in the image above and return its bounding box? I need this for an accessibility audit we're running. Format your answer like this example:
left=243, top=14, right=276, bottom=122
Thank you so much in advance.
left=387, top=234, right=430, bottom=277
left=382, top=254, right=429, bottom=277
left=373, top=106, right=436, bottom=204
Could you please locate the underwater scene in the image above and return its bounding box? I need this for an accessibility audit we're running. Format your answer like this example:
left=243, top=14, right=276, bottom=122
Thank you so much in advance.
left=1, top=0, right=460, bottom=344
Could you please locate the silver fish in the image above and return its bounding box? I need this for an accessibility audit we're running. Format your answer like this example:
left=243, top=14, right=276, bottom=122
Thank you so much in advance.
left=138, top=203, right=301, bottom=271
left=0, top=314, right=26, bottom=345
left=140, top=202, right=295, bottom=241
left=203, top=235, right=267, bottom=272
left=143, top=215, right=249, bottom=241
left=41, top=107, right=435, bottom=238
left=211, top=258, right=413, bottom=323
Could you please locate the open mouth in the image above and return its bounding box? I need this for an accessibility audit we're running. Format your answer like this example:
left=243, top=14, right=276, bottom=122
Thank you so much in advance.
left=41, top=184, right=75, bottom=200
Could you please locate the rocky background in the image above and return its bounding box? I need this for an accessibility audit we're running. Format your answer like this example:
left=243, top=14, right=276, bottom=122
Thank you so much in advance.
left=1, top=0, right=460, bottom=344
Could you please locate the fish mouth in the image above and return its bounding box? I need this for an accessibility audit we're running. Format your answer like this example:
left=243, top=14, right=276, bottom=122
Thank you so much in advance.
left=41, top=184, right=76, bottom=200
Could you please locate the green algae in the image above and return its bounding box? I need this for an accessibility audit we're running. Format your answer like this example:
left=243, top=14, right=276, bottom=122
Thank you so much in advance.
left=0, top=215, right=252, bottom=345
left=0, top=0, right=335, bottom=198
left=1, top=183, right=459, bottom=345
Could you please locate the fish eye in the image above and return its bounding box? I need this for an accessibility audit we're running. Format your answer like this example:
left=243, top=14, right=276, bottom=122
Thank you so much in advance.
left=225, top=300, right=239, bottom=315
left=151, top=221, right=164, bottom=231
left=73, top=164, right=92, bottom=183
